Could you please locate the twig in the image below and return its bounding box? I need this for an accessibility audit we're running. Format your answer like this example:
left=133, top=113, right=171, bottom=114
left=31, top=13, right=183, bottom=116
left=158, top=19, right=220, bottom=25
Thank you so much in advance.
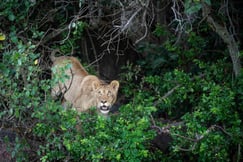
left=173, top=124, right=232, bottom=152
left=150, top=114, right=184, bottom=134
left=153, top=84, right=180, bottom=107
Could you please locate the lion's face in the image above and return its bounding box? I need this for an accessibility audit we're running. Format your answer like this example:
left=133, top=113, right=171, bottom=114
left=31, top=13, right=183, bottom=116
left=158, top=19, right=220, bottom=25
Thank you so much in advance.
left=92, top=80, right=119, bottom=114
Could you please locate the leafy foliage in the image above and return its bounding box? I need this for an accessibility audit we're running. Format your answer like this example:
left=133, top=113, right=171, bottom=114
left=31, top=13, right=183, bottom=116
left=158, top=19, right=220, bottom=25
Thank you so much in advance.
left=119, top=31, right=243, bottom=161
left=0, top=43, right=48, bottom=161
left=33, top=98, right=156, bottom=161
left=0, top=43, right=157, bottom=161
left=0, top=0, right=242, bottom=162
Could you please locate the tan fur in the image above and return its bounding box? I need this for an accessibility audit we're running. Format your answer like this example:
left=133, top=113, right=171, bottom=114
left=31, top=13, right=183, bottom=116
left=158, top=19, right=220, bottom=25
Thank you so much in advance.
left=51, top=54, right=119, bottom=115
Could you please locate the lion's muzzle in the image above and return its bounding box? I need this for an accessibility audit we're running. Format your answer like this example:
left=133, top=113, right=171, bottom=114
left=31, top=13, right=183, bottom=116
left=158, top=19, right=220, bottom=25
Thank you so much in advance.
left=99, top=101, right=111, bottom=114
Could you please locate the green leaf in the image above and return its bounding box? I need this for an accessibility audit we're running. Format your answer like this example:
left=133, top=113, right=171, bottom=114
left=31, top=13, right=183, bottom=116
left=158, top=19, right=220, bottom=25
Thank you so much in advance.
left=185, top=3, right=202, bottom=14
left=63, top=139, right=71, bottom=150
left=0, top=33, right=6, bottom=41
left=8, top=13, right=15, bottom=21
left=204, top=0, right=211, bottom=5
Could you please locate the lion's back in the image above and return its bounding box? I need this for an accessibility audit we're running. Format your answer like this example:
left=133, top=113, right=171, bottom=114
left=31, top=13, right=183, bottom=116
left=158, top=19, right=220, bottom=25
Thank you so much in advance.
left=52, top=56, right=88, bottom=77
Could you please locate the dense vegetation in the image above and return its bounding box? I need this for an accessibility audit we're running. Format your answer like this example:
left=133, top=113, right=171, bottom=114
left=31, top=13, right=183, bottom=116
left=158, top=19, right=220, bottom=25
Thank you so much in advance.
left=0, top=0, right=242, bottom=161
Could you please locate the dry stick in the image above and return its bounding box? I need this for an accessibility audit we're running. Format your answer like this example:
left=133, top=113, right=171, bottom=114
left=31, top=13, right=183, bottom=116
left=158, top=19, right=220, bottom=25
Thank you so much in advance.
left=135, top=16, right=148, bottom=44
left=135, top=0, right=150, bottom=44
left=41, top=27, right=68, bottom=46
left=60, top=68, right=74, bottom=105
left=150, top=113, right=184, bottom=135
left=150, top=115, right=165, bottom=134
left=38, top=7, right=88, bottom=48
left=175, top=125, right=232, bottom=151
left=153, top=84, right=180, bottom=107
left=101, top=1, right=151, bottom=50
left=237, top=144, right=241, bottom=162
left=101, top=7, right=142, bottom=48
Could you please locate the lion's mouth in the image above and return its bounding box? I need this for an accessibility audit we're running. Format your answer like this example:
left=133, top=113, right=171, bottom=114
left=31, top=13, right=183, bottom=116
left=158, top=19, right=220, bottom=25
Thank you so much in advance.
left=99, top=105, right=110, bottom=114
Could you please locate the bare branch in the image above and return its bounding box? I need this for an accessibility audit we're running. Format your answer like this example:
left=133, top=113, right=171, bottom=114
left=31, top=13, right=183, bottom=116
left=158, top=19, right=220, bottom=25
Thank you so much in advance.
left=172, top=124, right=232, bottom=152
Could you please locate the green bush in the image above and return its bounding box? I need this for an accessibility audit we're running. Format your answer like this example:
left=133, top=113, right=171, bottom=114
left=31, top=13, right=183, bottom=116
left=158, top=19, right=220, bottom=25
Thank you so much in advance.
left=0, top=42, right=49, bottom=161
left=0, top=1, right=242, bottom=161
left=119, top=29, right=243, bottom=160
left=0, top=43, right=158, bottom=161
left=34, top=100, right=156, bottom=161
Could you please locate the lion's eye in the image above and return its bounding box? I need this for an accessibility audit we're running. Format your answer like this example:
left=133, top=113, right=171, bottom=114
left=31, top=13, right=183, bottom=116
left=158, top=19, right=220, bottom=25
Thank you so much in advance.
left=107, top=91, right=111, bottom=96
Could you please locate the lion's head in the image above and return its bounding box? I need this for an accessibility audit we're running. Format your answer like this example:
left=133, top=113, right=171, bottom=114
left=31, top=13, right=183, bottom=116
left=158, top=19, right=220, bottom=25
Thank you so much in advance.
left=92, top=80, right=119, bottom=114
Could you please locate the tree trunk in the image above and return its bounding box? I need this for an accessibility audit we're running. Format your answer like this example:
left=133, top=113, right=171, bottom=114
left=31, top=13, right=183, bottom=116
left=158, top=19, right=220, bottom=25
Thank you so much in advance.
left=202, top=3, right=241, bottom=77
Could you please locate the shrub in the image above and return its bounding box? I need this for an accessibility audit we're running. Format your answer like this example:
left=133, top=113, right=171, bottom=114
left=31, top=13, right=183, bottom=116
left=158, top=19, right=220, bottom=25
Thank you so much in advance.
left=34, top=99, right=156, bottom=161
left=119, top=39, right=242, bottom=161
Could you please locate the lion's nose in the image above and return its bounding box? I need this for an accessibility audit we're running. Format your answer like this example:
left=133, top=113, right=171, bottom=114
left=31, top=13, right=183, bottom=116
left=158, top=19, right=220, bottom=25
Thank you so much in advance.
left=101, top=100, right=107, bottom=104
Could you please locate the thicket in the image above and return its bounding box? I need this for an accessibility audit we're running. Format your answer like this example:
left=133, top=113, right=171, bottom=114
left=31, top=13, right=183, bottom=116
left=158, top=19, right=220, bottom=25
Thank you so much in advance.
left=0, top=0, right=243, bottom=161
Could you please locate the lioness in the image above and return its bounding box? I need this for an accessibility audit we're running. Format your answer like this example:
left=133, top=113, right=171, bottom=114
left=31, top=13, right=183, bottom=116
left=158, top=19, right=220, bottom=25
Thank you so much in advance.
left=50, top=53, right=119, bottom=115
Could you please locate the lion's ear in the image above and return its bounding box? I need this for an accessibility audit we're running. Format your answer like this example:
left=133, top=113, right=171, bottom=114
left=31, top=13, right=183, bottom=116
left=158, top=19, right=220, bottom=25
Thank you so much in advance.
left=92, top=81, right=100, bottom=90
left=110, top=80, right=119, bottom=92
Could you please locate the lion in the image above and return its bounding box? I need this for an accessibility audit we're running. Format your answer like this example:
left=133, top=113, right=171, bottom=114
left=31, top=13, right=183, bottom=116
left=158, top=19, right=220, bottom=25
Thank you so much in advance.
left=50, top=53, right=119, bottom=115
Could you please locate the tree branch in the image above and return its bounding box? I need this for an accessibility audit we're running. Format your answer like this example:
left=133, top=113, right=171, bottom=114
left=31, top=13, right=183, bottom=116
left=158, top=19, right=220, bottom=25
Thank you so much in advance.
left=202, top=3, right=241, bottom=77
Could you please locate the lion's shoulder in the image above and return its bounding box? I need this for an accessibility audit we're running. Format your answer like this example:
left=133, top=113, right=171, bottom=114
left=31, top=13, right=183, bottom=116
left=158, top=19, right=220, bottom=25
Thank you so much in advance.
left=79, top=75, right=101, bottom=92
